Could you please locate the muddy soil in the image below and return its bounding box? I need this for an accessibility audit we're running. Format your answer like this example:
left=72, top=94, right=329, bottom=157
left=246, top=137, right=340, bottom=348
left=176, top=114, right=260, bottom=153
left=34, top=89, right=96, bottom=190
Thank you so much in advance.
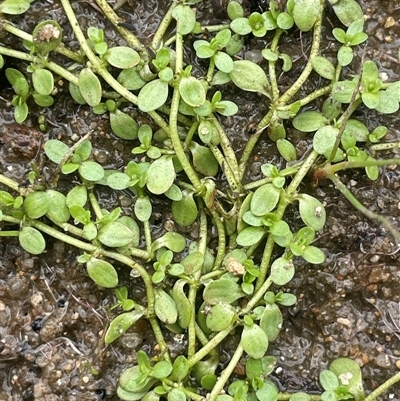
left=0, top=0, right=400, bottom=400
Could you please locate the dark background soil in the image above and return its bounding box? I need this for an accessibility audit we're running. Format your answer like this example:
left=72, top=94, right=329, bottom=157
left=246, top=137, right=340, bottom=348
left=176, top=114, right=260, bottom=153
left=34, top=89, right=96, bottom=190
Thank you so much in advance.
left=0, top=1, right=400, bottom=400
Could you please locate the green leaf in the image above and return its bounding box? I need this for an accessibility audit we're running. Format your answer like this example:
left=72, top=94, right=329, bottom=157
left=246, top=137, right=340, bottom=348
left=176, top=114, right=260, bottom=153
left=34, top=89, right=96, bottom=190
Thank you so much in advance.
left=236, top=226, right=266, bottom=246
left=66, top=185, right=87, bottom=208
left=97, top=221, right=134, bottom=247
left=329, top=358, right=365, bottom=400
left=171, top=355, right=190, bottom=382
left=303, top=246, right=325, bottom=264
left=78, top=68, right=102, bottom=107
left=343, top=119, right=369, bottom=142
left=138, top=79, right=168, bottom=112
left=117, top=68, right=146, bottom=90
left=105, top=46, right=140, bottom=69
left=32, top=20, right=62, bottom=55
left=313, top=125, right=339, bottom=155
left=0, top=0, right=31, bottom=14
left=117, top=216, right=140, bottom=248
left=23, top=191, right=51, bottom=219
left=332, top=80, right=358, bottom=103
left=331, top=0, right=363, bottom=27
left=172, top=280, right=192, bottom=329
left=214, top=51, right=234, bottom=73
left=179, top=76, right=206, bottom=107
left=147, top=156, right=175, bottom=195
left=107, top=172, right=130, bottom=190
left=270, top=257, right=294, bottom=286
left=292, top=0, right=322, bottom=32
left=119, top=365, right=157, bottom=393
left=312, top=56, right=335, bottom=80
left=105, top=308, right=145, bottom=344
left=168, top=389, right=186, bottom=401
left=227, top=1, right=244, bottom=20
left=203, top=278, right=245, bottom=305
left=376, top=88, right=400, bottom=114
left=277, top=139, right=296, bottom=162
left=206, top=303, right=236, bottom=331
left=241, top=323, right=269, bottom=359
left=14, top=103, right=28, bottom=123
left=135, top=196, right=152, bottom=222
left=289, top=393, right=311, bottom=401
left=86, top=257, right=118, bottom=288
left=259, top=303, right=283, bottom=341
left=153, top=361, right=173, bottom=379
left=110, top=109, right=139, bottom=140
left=46, top=190, right=70, bottom=223
left=172, top=191, right=198, bottom=226
left=151, top=232, right=186, bottom=253
left=155, top=288, right=178, bottom=324
left=172, top=4, right=196, bottom=35
left=79, top=161, right=105, bottom=181
left=190, top=143, right=219, bottom=176
left=69, top=82, right=87, bottom=104
left=337, top=46, right=353, bottom=66
left=44, top=139, right=69, bottom=163
left=230, top=18, right=252, bottom=35
left=19, top=226, right=46, bottom=255
left=6, top=68, right=29, bottom=96
left=298, top=194, right=326, bottom=231
left=320, top=370, right=339, bottom=391
left=293, top=111, right=328, bottom=132
left=32, top=68, right=54, bottom=95
left=230, top=60, right=271, bottom=98
left=251, top=183, right=280, bottom=216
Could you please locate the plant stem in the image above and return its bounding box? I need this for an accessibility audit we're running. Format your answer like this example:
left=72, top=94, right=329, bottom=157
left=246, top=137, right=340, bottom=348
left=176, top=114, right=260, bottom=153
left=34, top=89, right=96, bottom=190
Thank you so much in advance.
left=169, top=31, right=202, bottom=190
left=89, top=190, right=103, bottom=220
left=188, top=326, right=234, bottom=368
left=324, top=158, right=400, bottom=175
left=0, top=173, right=22, bottom=193
left=275, top=11, right=323, bottom=107
left=208, top=344, right=244, bottom=401
left=364, top=368, right=400, bottom=401
left=269, top=28, right=284, bottom=101
left=369, top=142, right=400, bottom=152
left=151, top=0, right=179, bottom=51
left=94, top=0, right=146, bottom=53
left=328, top=173, right=400, bottom=244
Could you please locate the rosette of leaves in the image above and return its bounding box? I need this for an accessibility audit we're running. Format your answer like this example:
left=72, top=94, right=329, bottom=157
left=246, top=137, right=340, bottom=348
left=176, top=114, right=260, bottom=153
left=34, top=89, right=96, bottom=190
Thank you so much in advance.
left=332, top=60, right=400, bottom=114
left=332, top=19, right=368, bottom=66
left=138, top=47, right=174, bottom=112
left=44, top=139, right=105, bottom=181
left=5, top=68, right=54, bottom=123
left=131, top=124, right=162, bottom=159
left=262, top=48, right=293, bottom=73
left=193, top=29, right=234, bottom=73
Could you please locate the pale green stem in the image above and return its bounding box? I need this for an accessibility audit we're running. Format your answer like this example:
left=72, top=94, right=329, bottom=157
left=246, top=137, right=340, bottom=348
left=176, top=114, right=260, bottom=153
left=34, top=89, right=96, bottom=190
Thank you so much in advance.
left=208, top=344, right=244, bottom=401
left=206, top=57, right=216, bottom=83
left=239, top=109, right=272, bottom=181
left=210, top=115, right=241, bottom=188
left=243, top=177, right=273, bottom=191
left=269, top=28, right=284, bottom=101
left=0, top=173, right=21, bottom=192
left=370, top=142, right=400, bottom=152
left=277, top=394, right=322, bottom=400
left=151, top=0, right=179, bottom=51
left=326, top=158, right=400, bottom=175
left=184, top=120, right=200, bottom=148
left=274, top=12, right=323, bottom=108
left=94, top=0, right=146, bottom=53
left=169, top=30, right=202, bottom=190
left=143, top=219, right=153, bottom=257
left=162, top=379, right=204, bottom=401
left=0, top=231, right=19, bottom=236
left=209, top=145, right=241, bottom=193
left=328, top=173, right=400, bottom=244
left=188, top=205, right=207, bottom=358
left=89, top=190, right=103, bottom=220
left=188, top=326, right=233, bottom=368
left=364, top=369, right=400, bottom=401
left=210, top=209, right=226, bottom=270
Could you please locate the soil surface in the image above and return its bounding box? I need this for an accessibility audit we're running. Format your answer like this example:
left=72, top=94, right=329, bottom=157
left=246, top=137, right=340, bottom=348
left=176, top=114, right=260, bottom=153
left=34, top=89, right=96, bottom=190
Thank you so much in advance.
left=1, top=1, right=400, bottom=400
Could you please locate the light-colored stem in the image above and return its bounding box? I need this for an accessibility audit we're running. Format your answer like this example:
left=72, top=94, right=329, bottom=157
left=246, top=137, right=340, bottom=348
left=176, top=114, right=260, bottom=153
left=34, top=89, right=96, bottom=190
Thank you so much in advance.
left=208, top=344, right=243, bottom=401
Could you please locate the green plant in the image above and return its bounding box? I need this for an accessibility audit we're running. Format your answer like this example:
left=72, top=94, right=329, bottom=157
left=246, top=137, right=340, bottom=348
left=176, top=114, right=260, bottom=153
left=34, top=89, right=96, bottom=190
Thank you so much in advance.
left=1, top=0, right=400, bottom=400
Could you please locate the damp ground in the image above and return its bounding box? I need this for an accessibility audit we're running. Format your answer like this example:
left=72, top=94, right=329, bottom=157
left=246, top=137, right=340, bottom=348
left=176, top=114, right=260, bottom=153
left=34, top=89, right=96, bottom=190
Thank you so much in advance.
left=0, top=1, right=400, bottom=400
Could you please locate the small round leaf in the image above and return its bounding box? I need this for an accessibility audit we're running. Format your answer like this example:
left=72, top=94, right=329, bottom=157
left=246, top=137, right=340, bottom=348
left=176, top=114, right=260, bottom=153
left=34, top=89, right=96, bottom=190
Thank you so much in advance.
left=19, top=226, right=46, bottom=254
